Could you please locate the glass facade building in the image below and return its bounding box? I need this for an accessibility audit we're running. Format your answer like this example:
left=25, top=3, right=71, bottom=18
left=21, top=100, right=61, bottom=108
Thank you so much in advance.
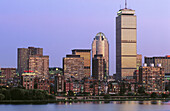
left=92, top=32, right=109, bottom=80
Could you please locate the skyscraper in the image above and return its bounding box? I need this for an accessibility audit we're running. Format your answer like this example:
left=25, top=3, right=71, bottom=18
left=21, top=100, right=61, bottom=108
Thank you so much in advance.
left=72, top=49, right=91, bottom=78
left=92, top=32, right=109, bottom=80
left=116, top=5, right=137, bottom=80
left=92, top=54, right=106, bottom=81
left=29, top=55, right=49, bottom=78
left=17, top=47, right=49, bottom=77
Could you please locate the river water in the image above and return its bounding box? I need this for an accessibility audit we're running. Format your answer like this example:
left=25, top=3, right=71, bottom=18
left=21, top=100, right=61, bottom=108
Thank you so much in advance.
left=0, top=101, right=170, bottom=111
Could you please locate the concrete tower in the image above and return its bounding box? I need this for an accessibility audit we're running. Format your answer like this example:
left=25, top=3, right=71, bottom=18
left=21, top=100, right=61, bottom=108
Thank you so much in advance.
left=116, top=4, right=137, bottom=80
left=92, top=32, right=109, bottom=80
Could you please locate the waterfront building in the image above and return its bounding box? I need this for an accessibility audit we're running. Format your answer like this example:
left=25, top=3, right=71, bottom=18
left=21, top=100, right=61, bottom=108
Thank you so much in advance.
left=92, top=32, right=109, bottom=80
left=139, top=64, right=165, bottom=93
left=35, top=78, right=50, bottom=93
left=92, top=54, right=106, bottom=81
left=13, top=74, right=20, bottom=87
left=145, top=56, right=170, bottom=91
left=21, top=72, right=36, bottom=90
left=17, top=47, right=43, bottom=76
left=72, top=81, right=82, bottom=94
left=63, top=55, right=84, bottom=80
left=0, top=68, right=16, bottom=86
left=65, top=79, right=73, bottom=93
left=84, top=78, right=98, bottom=95
left=116, top=6, right=137, bottom=80
left=54, top=74, right=65, bottom=94
left=108, top=81, right=119, bottom=94
left=72, top=49, right=91, bottom=78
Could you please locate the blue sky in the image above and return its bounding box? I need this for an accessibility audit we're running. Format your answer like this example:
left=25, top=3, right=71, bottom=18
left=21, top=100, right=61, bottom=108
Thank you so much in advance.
left=0, top=0, right=170, bottom=74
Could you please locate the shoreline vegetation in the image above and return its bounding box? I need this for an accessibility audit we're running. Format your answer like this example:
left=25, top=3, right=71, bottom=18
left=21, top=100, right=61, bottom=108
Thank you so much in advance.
left=0, top=87, right=170, bottom=104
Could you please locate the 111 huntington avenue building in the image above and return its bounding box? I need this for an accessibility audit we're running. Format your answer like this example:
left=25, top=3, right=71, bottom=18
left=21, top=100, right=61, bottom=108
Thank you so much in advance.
left=92, top=32, right=109, bottom=81
left=116, top=7, right=137, bottom=80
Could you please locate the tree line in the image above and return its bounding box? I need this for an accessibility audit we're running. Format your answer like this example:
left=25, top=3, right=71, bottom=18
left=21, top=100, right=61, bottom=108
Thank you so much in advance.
left=0, top=87, right=55, bottom=100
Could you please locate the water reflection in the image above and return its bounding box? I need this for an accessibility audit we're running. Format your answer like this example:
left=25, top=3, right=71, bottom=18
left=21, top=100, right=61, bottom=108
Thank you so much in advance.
left=0, top=101, right=170, bottom=111
left=54, top=100, right=170, bottom=105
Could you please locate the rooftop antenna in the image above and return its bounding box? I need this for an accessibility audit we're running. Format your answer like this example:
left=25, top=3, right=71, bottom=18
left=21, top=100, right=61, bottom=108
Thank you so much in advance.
left=125, top=0, right=127, bottom=9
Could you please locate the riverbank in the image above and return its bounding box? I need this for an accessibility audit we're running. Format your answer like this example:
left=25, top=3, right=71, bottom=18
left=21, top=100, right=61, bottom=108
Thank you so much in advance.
left=0, top=98, right=170, bottom=104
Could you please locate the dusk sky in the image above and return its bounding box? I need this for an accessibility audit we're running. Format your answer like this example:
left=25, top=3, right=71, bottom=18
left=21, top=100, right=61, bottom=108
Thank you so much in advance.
left=0, top=0, right=170, bottom=74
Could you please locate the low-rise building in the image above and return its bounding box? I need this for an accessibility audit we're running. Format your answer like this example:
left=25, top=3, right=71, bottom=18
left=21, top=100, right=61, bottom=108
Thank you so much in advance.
left=54, top=74, right=65, bottom=94
left=21, top=73, right=36, bottom=89
left=108, top=81, right=119, bottom=94
left=35, top=78, right=50, bottom=93
left=0, top=68, right=16, bottom=86
left=139, top=64, right=165, bottom=93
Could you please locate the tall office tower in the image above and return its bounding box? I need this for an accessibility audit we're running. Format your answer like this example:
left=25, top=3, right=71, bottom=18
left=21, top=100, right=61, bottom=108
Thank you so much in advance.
left=63, top=55, right=84, bottom=80
left=92, top=54, right=106, bottom=81
left=18, top=47, right=44, bottom=77
left=137, top=54, right=142, bottom=70
left=29, top=55, right=49, bottom=78
left=72, top=49, right=91, bottom=78
left=92, top=32, right=109, bottom=80
left=116, top=5, right=137, bottom=80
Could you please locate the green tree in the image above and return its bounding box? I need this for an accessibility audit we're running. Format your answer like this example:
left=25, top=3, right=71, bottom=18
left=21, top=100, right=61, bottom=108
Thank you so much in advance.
left=10, top=88, right=25, bottom=100
left=2, top=89, right=10, bottom=100
left=68, top=91, right=74, bottom=96
left=103, top=94, right=111, bottom=99
left=34, top=90, right=46, bottom=100
left=161, top=93, right=169, bottom=98
left=0, top=93, right=5, bottom=100
left=138, top=86, right=145, bottom=94
left=128, top=84, right=131, bottom=92
left=48, top=95, right=56, bottom=100
left=119, top=82, right=126, bottom=95
left=151, top=92, right=157, bottom=98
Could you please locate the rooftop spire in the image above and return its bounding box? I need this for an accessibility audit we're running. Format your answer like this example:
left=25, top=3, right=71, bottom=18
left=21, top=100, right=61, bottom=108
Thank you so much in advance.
left=125, top=0, right=127, bottom=9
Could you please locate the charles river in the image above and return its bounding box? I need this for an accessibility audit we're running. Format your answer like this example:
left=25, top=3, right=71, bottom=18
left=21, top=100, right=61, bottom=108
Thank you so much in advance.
left=0, top=101, right=170, bottom=111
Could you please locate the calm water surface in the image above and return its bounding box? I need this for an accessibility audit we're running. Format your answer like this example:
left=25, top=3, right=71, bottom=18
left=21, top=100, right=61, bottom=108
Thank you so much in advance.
left=0, top=101, right=170, bottom=111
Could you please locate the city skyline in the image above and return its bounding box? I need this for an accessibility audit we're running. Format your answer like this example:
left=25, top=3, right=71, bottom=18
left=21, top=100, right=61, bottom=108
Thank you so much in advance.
left=0, top=0, right=170, bottom=75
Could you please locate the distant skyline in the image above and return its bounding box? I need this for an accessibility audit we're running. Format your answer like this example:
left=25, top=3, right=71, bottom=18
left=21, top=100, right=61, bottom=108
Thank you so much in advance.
left=0, top=0, right=170, bottom=74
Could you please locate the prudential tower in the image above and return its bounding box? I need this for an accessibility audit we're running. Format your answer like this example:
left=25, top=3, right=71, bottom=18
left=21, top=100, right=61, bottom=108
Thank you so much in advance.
left=116, top=1, right=137, bottom=80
